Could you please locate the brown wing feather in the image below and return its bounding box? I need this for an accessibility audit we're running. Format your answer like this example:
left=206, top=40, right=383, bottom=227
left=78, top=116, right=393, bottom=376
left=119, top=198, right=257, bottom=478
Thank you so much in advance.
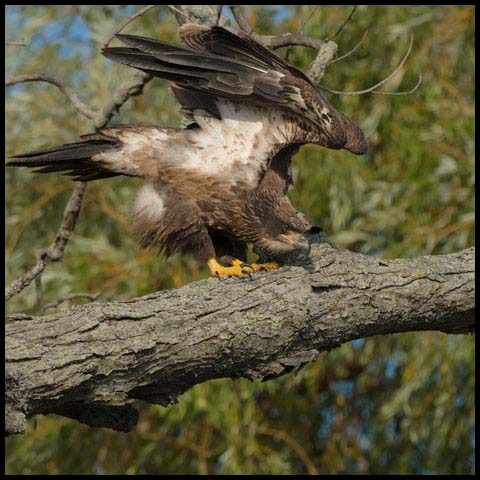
left=102, top=27, right=367, bottom=154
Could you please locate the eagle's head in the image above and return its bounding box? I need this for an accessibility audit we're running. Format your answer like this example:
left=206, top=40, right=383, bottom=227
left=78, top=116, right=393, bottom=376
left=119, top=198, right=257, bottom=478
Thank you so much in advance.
left=254, top=205, right=311, bottom=264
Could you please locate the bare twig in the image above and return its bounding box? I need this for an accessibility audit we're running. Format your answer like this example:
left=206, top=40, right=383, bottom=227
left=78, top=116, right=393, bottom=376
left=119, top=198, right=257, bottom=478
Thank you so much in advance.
left=6, top=44, right=153, bottom=303
left=6, top=40, right=28, bottom=47
left=257, top=426, right=319, bottom=475
left=229, top=5, right=254, bottom=35
left=168, top=5, right=198, bottom=24
left=5, top=74, right=97, bottom=119
left=2, top=8, right=167, bottom=306
left=328, top=5, right=357, bottom=41
left=216, top=5, right=224, bottom=26
left=329, top=29, right=368, bottom=64
left=230, top=4, right=330, bottom=82
left=284, top=5, right=320, bottom=61
left=93, top=71, right=152, bottom=129
left=103, top=5, right=157, bottom=48
left=265, top=33, right=326, bottom=50
left=43, top=292, right=101, bottom=312
left=371, top=74, right=422, bottom=96
left=298, top=5, right=320, bottom=34
left=230, top=5, right=325, bottom=50
left=5, top=182, right=87, bottom=302
left=319, top=35, right=420, bottom=96
left=5, top=67, right=153, bottom=303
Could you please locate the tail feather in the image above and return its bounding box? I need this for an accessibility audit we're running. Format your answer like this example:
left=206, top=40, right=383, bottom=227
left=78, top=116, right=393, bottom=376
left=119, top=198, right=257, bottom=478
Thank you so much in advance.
left=7, top=138, right=121, bottom=182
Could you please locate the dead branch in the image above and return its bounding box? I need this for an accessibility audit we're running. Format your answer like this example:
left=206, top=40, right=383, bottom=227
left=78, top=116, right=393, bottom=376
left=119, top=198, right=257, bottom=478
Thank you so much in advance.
left=329, top=29, right=368, bottom=64
left=284, top=5, right=320, bottom=61
left=6, top=40, right=28, bottom=47
left=103, top=5, right=157, bottom=48
left=320, top=35, right=422, bottom=96
left=5, top=244, right=475, bottom=435
left=230, top=5, right=326, bottom=50
left=5, top=31, right=153, bottom=304
left=229, top=5, right=420, bottom=92
left=169, top=5, right=224, bottom=26
left=5, top=74, right=97, bottom=119
left=328, top=5, right=358, bottom=41
left=5, top=182, right=87, bottom=301
left=92, top=71, right=152, bottom=129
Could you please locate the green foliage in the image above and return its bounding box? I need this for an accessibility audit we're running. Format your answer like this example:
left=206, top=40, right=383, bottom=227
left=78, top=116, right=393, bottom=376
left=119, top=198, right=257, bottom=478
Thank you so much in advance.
left=5, top=5, right=474, bottom=475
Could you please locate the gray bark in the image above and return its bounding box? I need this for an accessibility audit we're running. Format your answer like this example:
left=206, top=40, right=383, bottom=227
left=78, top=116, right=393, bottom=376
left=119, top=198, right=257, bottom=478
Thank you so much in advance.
left=5, top=243, right=475, bottom=435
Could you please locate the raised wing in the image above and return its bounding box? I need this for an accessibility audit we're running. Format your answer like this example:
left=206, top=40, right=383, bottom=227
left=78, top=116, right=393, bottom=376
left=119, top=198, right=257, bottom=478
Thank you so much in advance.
left=102, top=26, right=367, bottom=155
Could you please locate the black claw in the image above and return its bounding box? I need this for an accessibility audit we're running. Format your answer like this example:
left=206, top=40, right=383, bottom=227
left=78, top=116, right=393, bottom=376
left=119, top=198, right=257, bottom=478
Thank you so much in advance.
left=240, top=263, right=254, bottom=272
left=241, top=269, right=253, bottom=280
left=214, top=271, right=224, bottom=281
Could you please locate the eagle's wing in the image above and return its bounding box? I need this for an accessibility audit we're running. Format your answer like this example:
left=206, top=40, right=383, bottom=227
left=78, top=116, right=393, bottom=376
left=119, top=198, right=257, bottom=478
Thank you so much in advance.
left=102, top=26, right=367, bottom=155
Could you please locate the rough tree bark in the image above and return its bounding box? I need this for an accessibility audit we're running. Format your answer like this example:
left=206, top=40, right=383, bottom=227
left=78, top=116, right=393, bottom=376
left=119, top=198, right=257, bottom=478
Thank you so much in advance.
left=5, top=243, right=475, bottom=435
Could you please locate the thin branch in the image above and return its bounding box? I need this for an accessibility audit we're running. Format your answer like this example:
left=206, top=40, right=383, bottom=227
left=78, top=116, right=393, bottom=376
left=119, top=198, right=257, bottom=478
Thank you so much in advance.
left=167, top=5, right=198, bottom=24
left=5, top=67, right=153, bottom=302
left=5, top=74, right=97, bottom=119
left=6, top=12, right=155, bottom=304
left=284, top=5, right=320, bottom=61
left=103, top=5, right=157, bottom=48
left=328, top=5, right=357, bottom=41
left=6, top=40, right=28, bottom=47
left=93, top=71, right=152, bottom=129
left=5, top=182, right=87, bottom=302
left=298, top=5, right=320, bottom=34
left=319, top=35, right=419, bottom=96
left=266, top=34, right=326, bottom=50
left=43, top=292, right=101, bottom=312
left=371, top=74, right=423, bottom=96
left=229, top=5, right=254, bottom=35
left=230, top=5, right=325, bottom=50
left=216, top=5, right=224, bottom=26
left=329, top=29, right=368, bottom=64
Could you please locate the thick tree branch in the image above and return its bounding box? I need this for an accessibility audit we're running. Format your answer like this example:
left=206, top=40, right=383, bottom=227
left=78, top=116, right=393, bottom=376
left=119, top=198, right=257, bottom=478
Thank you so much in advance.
left=5, top=244, right=474, bottom=435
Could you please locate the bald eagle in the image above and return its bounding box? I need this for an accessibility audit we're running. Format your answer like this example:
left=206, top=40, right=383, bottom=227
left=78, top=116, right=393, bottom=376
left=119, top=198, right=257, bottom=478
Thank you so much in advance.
left=7, top=24, right=367, bottom=278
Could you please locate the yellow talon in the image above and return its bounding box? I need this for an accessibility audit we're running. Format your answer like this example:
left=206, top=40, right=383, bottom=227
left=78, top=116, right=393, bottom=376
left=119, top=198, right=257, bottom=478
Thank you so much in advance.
left=250, top=261, right=280, bottom=272
left=208, top=258, right=253, bottom=279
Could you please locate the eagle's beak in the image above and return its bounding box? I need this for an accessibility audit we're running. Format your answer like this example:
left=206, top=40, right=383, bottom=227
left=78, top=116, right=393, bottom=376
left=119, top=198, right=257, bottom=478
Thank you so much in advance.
left=280, top=232, right=311, bottom=256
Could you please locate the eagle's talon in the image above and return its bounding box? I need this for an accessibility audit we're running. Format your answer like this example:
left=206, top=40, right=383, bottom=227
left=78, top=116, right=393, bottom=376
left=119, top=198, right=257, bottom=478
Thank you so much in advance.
left=250, top=261, right=280, bottom=272
left=241, top=269, right=253, bottom=279
left=208, top=258, right=253, bottom=279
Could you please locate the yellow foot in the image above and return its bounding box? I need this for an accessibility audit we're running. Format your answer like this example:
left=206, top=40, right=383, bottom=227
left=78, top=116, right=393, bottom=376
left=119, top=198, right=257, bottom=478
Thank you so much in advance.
left=250, top=261, right=280, bottom=272
left=208, top=258, right=254, bottom=279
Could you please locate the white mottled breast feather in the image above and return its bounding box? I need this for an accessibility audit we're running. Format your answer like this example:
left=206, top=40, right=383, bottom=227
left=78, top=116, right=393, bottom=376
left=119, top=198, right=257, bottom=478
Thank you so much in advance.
left=91, top=102, right=300, bottom=189
left=132, top=182, right=166, bottom=223
left=178, top=99, right=292, bottom=187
